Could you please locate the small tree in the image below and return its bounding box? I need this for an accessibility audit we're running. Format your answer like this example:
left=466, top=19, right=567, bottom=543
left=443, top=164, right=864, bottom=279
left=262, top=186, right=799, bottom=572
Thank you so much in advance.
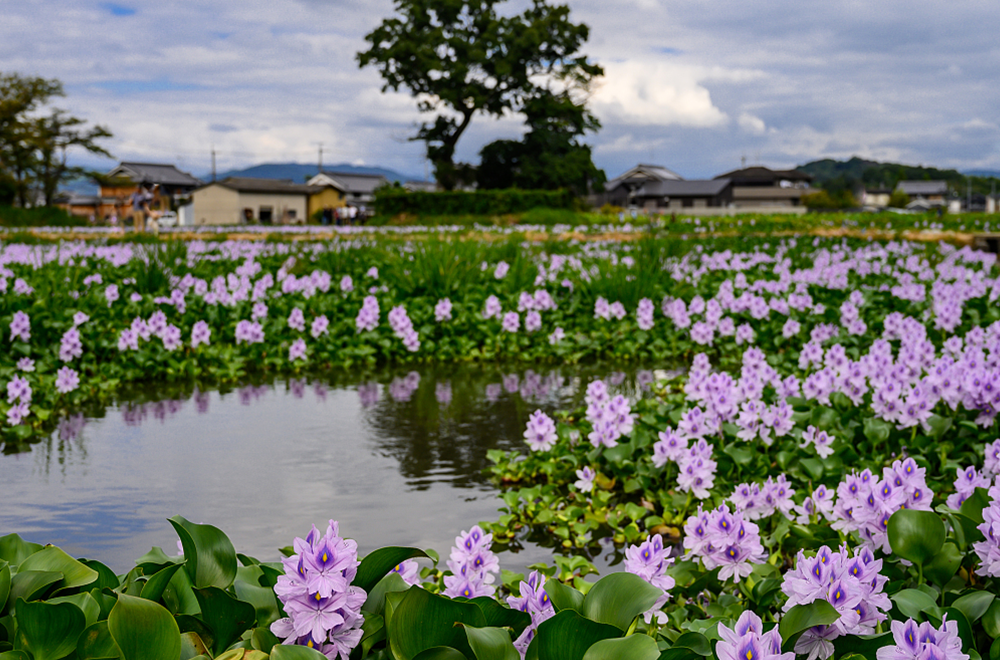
left=887, top=189, right=910, bottom=208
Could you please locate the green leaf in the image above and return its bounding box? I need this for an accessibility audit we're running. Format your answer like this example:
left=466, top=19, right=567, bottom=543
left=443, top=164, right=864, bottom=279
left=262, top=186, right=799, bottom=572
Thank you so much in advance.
left=0, top=562, right=9, bottom=611
left=463, top=624, right=520, bottom=660
left=362, top=572, right=410, bottom=615
left=139, top=563, right=183, bottom=604
left=353, top=547, right=429, bottom=593
left=178, top=632, right=209, bottom=660
left=543, top=579, right=584, bottom=613
left=580, top=572, right=661, bottom=632
left=77, top=620, right=122, bottom=660
left=268, top=647, right=330, bottom=660
left=0, top=652, right=31, bottom=660
left=981, top=600, right=1000, bottom=638
left=832, top=632, right=893, bottom=660
left=9, top=570, right=63, bottom=603
left=192, top=587, right=256, bottom=655
left=161, top=565, right=200, bottom=616
left=961, top=488, right=992, bottom=526
left=233, top=578, right=281, bottom=628
left=525, top=610, right=622, bottom=660
left=943, top=607, right=975, bottom=654
left=953, top=592, right=996, bottom=623
left=107, top=593, right=181, bottom=660
left=924, top=542, right=963, bottom=586
left=582, top=635, right=660, bottom=660
left=887, top=510, right=945, bottom=566
left=0, top=534, right=43, bottom=565
left=168, top=516, right=237, bottom=590
left=14, top=599, right=86, bottom=660
left=799, top=458, right=824, bottom=481
left=411, top=649, right=468, bottom=660
left=470, top=596, right=531, bottom=637
left=671, top=633, right=712, bottom=656
left=80, top=560, right=121, bottom=591
left=926, top=414, right=952, bottom=440
left=778, top=601, right=840, bottom=651
left=48, top=592, right=101, bottom=628
left=862, top=418, right=891, bottom=444
left=722, top=444, right=753, bottom=466
left=892, top=589, right=940, bottom=620
left=388, top=586, right=487, bottom=660
left=19, top=546, right=98, bottom=592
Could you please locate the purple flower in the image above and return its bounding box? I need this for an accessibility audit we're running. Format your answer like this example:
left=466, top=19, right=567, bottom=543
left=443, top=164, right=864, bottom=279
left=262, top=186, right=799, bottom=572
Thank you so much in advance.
left=716, top=611, right=793, bottom=660
left=625, top=534, right=675, bottom=623
left=652, top=428, right=688, bottom=467
left=17, top=357, right=34, bottom=372
left=6, top=401, right=29, bottom=426
left=59, top=327, right=83, bottom=362
left=340, top=275, right=354, bottom=293
left=366, top=267, right=378, bottom=279
left=801, top=425, right=835, bottom=458
left=311, top=315, right=330, bottom=338
left=356, top=296, right=380, bottom=332
left=876, top=617, right=968, bottom=660
left=494, top=261, right=509, bottom=279
left=947, top=466, right=991, bottom=509
left=118, top=328, right=139, bottom=351
left=548, top=327, right=565, bottom=344
left=735, top=323, right=755, bottom=345
left=7, top=375, right=32, bottom=404
left=523, top=410, right=557, bottom=451
left=683, top=505, right=765, bottom=583
left=105, top=284, right=119, bottom=306
left=288, top=308, right=306, bottom=332
left=389, top=560, right=420, bottom=586
left=9, top=311, right=30, bottom=342
left=289, top=338, right=308, bottom=362
left=637, top=298, right=655, bottom=331
left=483, top=295, right=502, bottom=319
left=130, top=292, right=142, bottom=302
left=235, top=320, right=265, bottom=345
left=252, top=302, right=268, bottom=320
left=524, top=310, right=542, bottom=333
left=55, top=366, right=80, bottom=394
left=434, top=298, right=453, bottom=322
left=191, top=321, right=211, bottom=348
left=974, top=483, right=1000, bottom=576
left=501, top=311, right=520, bottom=333
left=507, top=571, right=555, bottom=657
left=594, top=297, right=611, bottom=320
left=573, top=466, right=596, bottom=492
left=73, top=312, right=89, bottom=326
left=443, top=525, right=499, bottom=598
left=388, top=305, right=419, bottom=352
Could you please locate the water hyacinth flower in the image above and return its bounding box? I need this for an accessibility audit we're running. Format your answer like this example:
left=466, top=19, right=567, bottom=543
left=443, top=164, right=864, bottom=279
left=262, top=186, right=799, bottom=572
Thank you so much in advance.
left=366, top=267, right=378, bottom=279
left=494, top=261, right=509, bottom=279
left=252, top=302, right=269, bottom=321
left=311, top=315, right=330, bottom=338
left=501, top=311, right=520, bottom=333
left=434, top=298, right=453, bottom=322
left=637, top=298, right=655, bottom=330
left=7, top=401, right=30, bottom=426
left=985, top=439, right=1000, bottom=476
left=800, top=425, right=835, bottom=458
left=16, top=357, right=34, bottom=372
left=118, top=328, right=139, bottom=352
left=161, top=324, right=182, bottom=351
left=443, top=525, right=499, bottom=598
left=59, top=328, right=84, bottom=362
left=388, top=305, right=420, bottom=352
left=947, top=466, right=991, bottom=509
left=973, top=483, right=1000, bottom=576
left=130, top=292, right=142, bottom=303
left=523, top=410, right=557, bottom=451
left=506, top=571, right=554, bottom=656
left=191, top=321, right=211, bottom=348
left=548, top=327, right=565, bottom=345
left=524, top=310, right=542, bottom=333
left=483, top=295, right=502, bottom=320
left=105, top=284, right=119, bottom=306
left=573, top=466, right=596, bottom=492
left=289, top=338, right=308, bottom=362
left=55, top=366, right=80, bottom=394
left=716, top=611, right=794, bottom=660
left=682, top=505, right=765, bottom=583
left=73, top=311, right=89, bottom=326
left=876, top=617, right=968, bottom=660
left=10, top=311, right=31, bottom=342
left=356, top=296, right=380, bottom=332
left=235, top=320, right=265, bottom=345
left=288, top=308, right=306, bottom=332
left=7, top=375, right=32, bottom=404
left=624, top=534, right=675, bottom=623
left=390, top=559, right=420, bottom=586
left=340, top=275, right=354, bottom=293
left=271, top=520, right=366, bottom=659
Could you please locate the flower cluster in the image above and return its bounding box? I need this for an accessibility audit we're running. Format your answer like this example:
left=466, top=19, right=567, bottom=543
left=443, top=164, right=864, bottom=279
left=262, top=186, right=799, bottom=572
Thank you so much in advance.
left=288, top=308, right=306, bottom=332
left=443, top=525, right=499, bottom=599
left=636, top=297, right=655, bottom=331
left=6, top=375, right=31, bottom=425
left=355, top=295, right=380, bottom=332
left=624, top=534, right=675, bottom=623
left=434, top=298, right=452, bottom=322
left=506, top=571, right=554, bottom=657
left=59, top=327, right=83, bottom=362
left=235, top=320, right=265, bottom=345
left=876, top=617, right=968, bottom=660
left=683, top=504, right=766, bottom=582
left=782, top=545, right=890, bottom=660
left=271, top=520, right=366, bottom=659
left=55, top=366, right=80, bottom=394
left=501, top=311, right=520, bottom=333
left=729, top=475, right=795, bottom=520
left=716, top=611, right=794, bottom=660
left=523, top=410, right=557, bottom=451
left=973, top=483, right=1000, bottom=576
left=946, top=465, right=992, bottom=509
left=9, top=311, right=31, bottom=342
left=651, top=427, right=717, bottom=499
left=387, top=305, right=419, bottom=352
left=191, top=320, right=211, bottom=348
left=585, top=381, right=634, bottom=449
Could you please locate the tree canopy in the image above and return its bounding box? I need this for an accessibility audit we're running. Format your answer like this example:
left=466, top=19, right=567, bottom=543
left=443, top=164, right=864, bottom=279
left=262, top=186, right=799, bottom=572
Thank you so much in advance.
left=0, top=72, right=112, bottom=207
left=358, top=0, right=602, bottom=191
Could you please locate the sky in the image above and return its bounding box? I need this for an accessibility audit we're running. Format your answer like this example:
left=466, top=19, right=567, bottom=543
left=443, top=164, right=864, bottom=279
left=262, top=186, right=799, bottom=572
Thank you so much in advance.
left=3, top=0, right=999, bottom=181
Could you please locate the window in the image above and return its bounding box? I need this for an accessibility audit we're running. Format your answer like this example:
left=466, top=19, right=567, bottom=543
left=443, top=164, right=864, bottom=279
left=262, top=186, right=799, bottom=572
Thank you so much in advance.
left=287, top=209, right=297, bottom=219
left=682, top=198, right=693, bottom=208
left=259, top=206, right=273, bottom=223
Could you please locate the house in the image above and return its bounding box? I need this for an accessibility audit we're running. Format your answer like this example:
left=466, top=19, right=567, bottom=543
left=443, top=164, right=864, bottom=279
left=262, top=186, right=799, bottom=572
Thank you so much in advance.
left=305, top=177, right=348, bottom=220
left=712, top=166, right=814, bottom=208
left=897, top=181, right=949, bottom=204
left=98, top=162, right=202, bottom=218
left=191, top=177, right=315, bottom=225
left=630, top=179, right=734, bottom=211
left=597, top=164, right=684, bottom=208
left=862, top=187, right=893, bottom=208
left=307, top=171, right=389, bottom=207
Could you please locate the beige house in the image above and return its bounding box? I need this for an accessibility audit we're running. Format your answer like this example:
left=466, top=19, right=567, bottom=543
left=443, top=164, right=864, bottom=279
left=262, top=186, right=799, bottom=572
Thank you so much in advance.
left=192, top=177, right=314, bottom=225
left=714, top=166, right=814, bottom=208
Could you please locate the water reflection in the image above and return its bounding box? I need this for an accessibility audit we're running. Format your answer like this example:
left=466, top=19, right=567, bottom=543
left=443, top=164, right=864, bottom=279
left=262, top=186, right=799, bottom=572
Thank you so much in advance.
left=1, top=363, right=670, bottom=573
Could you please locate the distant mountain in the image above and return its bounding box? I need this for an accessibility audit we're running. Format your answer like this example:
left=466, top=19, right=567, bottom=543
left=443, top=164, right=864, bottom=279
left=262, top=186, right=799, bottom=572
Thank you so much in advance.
left=208, top=162, right=423, bottom=184
left=965, top=169, right=1000, bottom=178
left=796, top=157, right=999, bottom=195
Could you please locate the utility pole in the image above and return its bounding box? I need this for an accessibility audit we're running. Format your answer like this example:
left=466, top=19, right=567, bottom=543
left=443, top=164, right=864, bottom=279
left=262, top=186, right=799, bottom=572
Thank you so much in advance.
left=317, top=142, right=323, bottom=173
left=211, top=145, right=216, bottom=182
left=968, top=176, right=972, bottom=213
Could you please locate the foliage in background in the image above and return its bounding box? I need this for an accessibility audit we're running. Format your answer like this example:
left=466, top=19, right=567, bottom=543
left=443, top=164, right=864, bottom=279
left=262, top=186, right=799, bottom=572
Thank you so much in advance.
left=374, top=188, right=578, bottom=216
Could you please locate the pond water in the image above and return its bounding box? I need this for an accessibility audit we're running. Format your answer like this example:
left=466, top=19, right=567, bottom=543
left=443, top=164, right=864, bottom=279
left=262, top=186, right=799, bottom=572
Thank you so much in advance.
left=1, top=363, right=670, bottom=574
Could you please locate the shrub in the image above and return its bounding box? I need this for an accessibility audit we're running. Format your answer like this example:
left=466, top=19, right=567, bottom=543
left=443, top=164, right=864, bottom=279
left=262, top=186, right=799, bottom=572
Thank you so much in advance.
left=375, top=188, right=576, bottom=216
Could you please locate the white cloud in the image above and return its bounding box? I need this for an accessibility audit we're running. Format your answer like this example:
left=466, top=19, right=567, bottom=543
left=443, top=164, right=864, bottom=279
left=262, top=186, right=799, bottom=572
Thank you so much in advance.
left=737, top=113, right=767, bottom=135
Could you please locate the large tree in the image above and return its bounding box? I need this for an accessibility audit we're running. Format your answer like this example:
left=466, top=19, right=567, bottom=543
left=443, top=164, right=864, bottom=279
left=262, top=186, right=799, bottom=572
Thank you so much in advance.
left=0, top=72, right=112, bottom=207
left=358, top=0, right=602, bottom=190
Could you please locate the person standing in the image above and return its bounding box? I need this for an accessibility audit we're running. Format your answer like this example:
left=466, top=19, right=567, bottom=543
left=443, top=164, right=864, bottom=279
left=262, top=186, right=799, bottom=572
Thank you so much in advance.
left=129, top=184, right=148, bottom=232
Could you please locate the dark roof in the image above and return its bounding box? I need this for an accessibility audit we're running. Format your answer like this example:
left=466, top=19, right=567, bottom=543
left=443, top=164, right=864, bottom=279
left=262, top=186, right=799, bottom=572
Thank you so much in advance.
left=713, top=166, right=812, bottom=184
left=634, top=178, right=732, bottom=197
left=317, top=171, right=389, bottom=194
left=206, top=177, right=316, bottom=194
left=897, top=180, right=949, bottom=196
left=107, top=162, right=202, bottom=187
left=605, top=164, right=684, bottom=191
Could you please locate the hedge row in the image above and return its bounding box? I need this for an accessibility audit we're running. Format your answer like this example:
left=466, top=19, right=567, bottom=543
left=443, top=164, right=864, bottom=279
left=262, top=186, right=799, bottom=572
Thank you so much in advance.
left=375, top=188, right=577, bottom=216
left=0, top=205, right=86, bottom=227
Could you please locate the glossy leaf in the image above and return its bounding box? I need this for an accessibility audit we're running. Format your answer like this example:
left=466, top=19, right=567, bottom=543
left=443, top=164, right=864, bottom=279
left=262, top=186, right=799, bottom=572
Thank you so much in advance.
left=107, top=592, right=181, bottom=660
left=140, top=563, right=184, bottom=604
left=0, top=534, right=42, bottom=566
left=525, top=610, right=622, bottom=660
left=76, top=620, right=122, bottom=660
left=952, top=592, right=995, bottom=623
left=411, top=648, right=468, bottom=660
left=0, top=562, right=9, bottom=611
left=233, top=578, right=281, bottom=627
left=581, top=635, right=660, bottom=660
left=832, top=632, right=893, bottom=660
left=470, top=596, right=531, bottom=637
left=0, top=652, right=31, bottom=660
left=580, top=572, right=661, bottom=632
left=80, top=560, right=121, bottom=591
left=362, top=572, right=410, bottom=615
left=14, top=598, right=86, bottom=660
left=353, top=547, right=429, bottom=593
left=924, top=542, right=962, bottom=586
left=671, top=632, right=712, bottom=656
left=778, top=601, right=840, bottom=650
left=463, top=624, right=520, bottom=660
left=269, top=645, right=334, bottom=660
left=19, top=546, right=98, bottom=592
left=961, top=488, right=992, bottom=525
left=178, top=632, right=209, bottom=660
left=192, top=586, right=256, bottom=655
left=543, top=579, right=584, bottom=614
left=892, top=589, right=939, bottom=620
left=48, top=592, right=101, bottom=628
left=388, top=586, right=487, bottom=660
left=887, top=510, right=945, bottom=566
left=8, top=570, right=63, bottom=603
left=981, top=600, right=1000, bottom=638
left=168, top=516, right=237, bottom=590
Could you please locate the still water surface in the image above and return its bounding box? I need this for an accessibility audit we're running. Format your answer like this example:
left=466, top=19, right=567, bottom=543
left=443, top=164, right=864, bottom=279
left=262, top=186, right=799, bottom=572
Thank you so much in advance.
left=1, top=364, right=663, bottom=573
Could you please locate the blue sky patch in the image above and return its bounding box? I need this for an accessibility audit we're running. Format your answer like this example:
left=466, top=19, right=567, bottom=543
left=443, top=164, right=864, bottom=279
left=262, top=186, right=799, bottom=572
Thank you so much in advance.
left=91, top=78, right=201, bottom=94
left=100, top=3, right=136, bottom=16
